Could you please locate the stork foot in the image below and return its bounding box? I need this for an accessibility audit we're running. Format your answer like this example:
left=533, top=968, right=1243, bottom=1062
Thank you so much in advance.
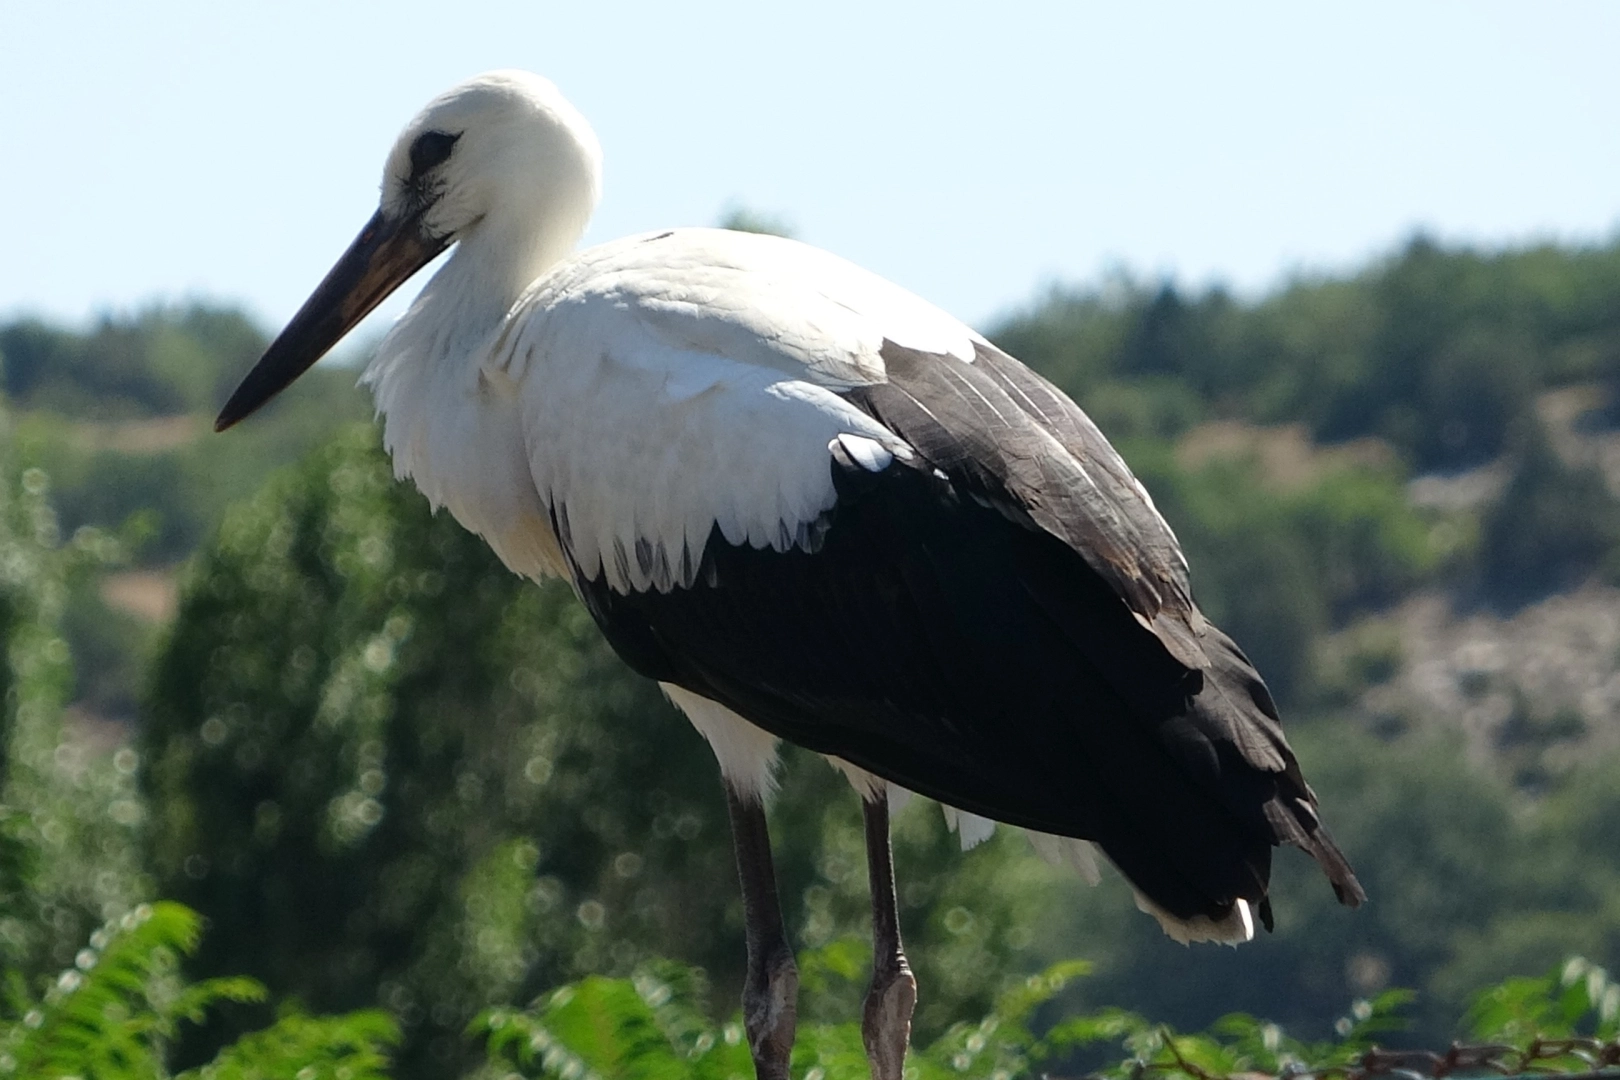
left=743, top=937, right=799, bottom=1080
left=863, top=952, right=916, bottom=1080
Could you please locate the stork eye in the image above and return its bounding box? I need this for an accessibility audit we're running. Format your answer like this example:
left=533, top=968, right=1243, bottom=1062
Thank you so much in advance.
left=409, top=129, right=460, bottom=175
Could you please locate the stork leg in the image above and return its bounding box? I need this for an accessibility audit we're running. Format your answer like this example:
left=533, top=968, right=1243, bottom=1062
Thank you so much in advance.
left=725, top=784, right=798, bottom=1080
left=862, top=791, right=916, bottom=1080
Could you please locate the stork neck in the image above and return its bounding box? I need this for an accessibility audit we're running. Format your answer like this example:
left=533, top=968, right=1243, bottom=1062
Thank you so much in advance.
left=422, top=216, right=569, bottom=350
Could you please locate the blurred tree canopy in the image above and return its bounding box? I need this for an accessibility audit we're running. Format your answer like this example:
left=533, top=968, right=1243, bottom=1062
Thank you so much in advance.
left=0, top=305, right=267, bottom=420
left=1477, top=420, right=1620, bottom=608
left=0, top=454, right=148, bottom=984
left=0, top=304, right=370, bottom=564
left=992, top=235, right=1620, bottom=471
left=1121, top=446, right=1440, bottom=704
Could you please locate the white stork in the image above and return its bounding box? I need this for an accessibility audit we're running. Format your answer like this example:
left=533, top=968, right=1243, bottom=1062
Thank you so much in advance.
left=217, top=70, right=1364, bottom=1080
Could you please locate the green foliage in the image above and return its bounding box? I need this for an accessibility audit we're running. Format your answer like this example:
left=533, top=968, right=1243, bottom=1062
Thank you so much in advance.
left=6, top=899, right=1613, bottom=1080
left=1121, top=448, right=1440, bottom=705
left=0, top=454, right=148, bottom=982
left=476, top=953, right=1095, bottom=1080
left=1038, top=986, right=1414, bottom=1080
left=60, top=571, right=154, bottom=719
left=985, top=237, right=1620, bottom=697
left=0, top=900, right=397, bottom=1080
left=480, top=966, right=754, bottom=1080
left=992, top=235, right=1620, bottom=471
left=477, top=956, right=1620, bottom=1080
left=1467, top=957, right=1620, bottom=1047
left=1, top=902, right=261, bottom=1078
left=717, top=205, right=796, bottom=239
left=187, top=1010, right=399, bottom=1080
left=7, top=366, right=369, bottom=565
left=1478, top=421, right=1620, bottom=608
left=0, top=306, right=370, bottom=733
left=0, top=305, right=265, bottom=420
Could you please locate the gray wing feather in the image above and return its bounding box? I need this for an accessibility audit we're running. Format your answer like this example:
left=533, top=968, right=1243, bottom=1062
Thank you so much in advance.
left=872, top=339, right=1210, bottom=669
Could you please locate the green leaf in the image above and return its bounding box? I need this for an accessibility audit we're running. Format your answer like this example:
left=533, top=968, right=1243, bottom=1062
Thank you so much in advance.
left=180, top=1008, right=399, bottom=1080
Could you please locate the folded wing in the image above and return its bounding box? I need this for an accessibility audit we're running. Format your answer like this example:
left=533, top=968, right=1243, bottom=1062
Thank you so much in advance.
left=493, top=227, right=1364, bottom=929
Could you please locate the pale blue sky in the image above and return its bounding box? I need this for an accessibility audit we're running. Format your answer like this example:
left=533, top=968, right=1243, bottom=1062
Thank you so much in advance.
left=5, top=1, right=1618, bottom=340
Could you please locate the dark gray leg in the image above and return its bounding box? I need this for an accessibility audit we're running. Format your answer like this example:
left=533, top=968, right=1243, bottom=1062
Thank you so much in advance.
left=862, top=791, right=916, bottom=1080
left=725, top=784, right=798, bottom=1080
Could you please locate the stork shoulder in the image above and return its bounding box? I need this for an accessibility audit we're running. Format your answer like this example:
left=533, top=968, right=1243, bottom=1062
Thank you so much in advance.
left=492, top=227, right=981, bottom=389
left=488, top=230, right=936, bottom=595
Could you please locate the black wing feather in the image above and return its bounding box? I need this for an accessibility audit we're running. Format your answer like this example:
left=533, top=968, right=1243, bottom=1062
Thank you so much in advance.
left=868, top=341, right=1211, bottom=670
left=567, top=339, right=1364, bottom=925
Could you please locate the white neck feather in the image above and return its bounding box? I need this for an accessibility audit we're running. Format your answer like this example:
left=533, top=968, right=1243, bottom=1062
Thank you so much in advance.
left=366, top=189, right=591, bottom=403
left=359, top=135, right=597, bottom=583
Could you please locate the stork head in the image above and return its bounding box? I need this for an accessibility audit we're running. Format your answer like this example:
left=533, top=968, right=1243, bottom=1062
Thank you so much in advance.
left=216, top=70, right=602, bottom=431
left=380, top=71, right=602, bottom=253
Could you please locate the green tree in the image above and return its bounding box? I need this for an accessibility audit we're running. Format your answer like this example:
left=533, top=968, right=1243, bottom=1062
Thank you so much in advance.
left=0, top=455, right=147, bottom=983
left=1116, top=446, right=1438, bottom=707
left=1, top=901, right=398, bottom=1080
left=990, top=235, right=1620, bottom=472
left=0, top=305, right=264, bottom=420
left=1478, top=421, right=1620, bottom=608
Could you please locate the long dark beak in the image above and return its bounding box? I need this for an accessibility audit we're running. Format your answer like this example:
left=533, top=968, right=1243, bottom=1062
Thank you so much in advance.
left=215, top=209, right=451, bottom=431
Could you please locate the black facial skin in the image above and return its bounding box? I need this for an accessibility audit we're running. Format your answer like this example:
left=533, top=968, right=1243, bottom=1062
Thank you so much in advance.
left=409, top=130, right=460, bottom=176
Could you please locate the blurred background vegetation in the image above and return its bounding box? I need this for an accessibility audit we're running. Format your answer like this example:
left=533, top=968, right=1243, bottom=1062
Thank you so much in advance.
left=3, top=231, right=1620, bottom=1077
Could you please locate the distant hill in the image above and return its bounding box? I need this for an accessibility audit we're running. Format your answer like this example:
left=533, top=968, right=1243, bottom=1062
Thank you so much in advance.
left=0, top=303, right=371, bottom=720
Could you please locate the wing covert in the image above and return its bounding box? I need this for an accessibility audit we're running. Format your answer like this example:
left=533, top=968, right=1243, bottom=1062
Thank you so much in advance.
left=846, top=339, right=1210, bottom=670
